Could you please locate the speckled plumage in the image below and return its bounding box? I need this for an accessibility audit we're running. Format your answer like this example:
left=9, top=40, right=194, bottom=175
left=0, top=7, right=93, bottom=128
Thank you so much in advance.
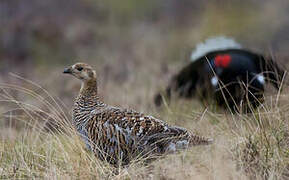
left=64, top=63, right=212, bottom=166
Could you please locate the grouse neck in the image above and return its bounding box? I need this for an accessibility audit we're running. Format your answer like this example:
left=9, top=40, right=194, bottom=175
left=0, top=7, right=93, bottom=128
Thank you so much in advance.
left=80, top=78, right=98, bottom=98
left=73, top=78, right=100, bottom=147
left=76, top=78, right=103, bottom=109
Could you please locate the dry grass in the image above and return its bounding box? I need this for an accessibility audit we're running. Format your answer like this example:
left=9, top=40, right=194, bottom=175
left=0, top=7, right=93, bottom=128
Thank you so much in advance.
left=1, top=0, right=289, bottom=179
left=0, top=72, right=289, bottom=180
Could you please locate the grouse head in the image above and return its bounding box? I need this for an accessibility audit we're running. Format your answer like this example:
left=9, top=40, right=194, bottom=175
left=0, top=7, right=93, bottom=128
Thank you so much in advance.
left=63, top=63, right=96, bottom=81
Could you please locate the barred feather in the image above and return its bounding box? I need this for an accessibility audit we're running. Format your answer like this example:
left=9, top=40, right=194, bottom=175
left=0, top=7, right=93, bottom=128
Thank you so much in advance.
left=65, top=62, right=212, bottom=166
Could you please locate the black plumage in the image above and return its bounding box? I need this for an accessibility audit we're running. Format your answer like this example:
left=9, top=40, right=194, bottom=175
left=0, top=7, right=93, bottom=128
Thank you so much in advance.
left=155, top=48, right=285, bottom=112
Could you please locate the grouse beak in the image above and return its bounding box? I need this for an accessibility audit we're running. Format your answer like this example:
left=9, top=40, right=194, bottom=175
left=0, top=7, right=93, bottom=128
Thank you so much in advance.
left=63, top=67, right=72, bottom=74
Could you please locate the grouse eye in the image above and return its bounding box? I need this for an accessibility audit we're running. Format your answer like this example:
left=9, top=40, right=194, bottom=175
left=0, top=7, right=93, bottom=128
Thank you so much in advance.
left=77, top=67, right=83, bottom=71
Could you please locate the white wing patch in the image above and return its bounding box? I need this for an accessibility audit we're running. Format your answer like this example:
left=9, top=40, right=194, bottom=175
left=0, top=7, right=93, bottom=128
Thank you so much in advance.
left=257, top=74, right=265, bottom=84
left=191, top=36, right=242, bottom=62
left=211, top=76, right=219, bottom=87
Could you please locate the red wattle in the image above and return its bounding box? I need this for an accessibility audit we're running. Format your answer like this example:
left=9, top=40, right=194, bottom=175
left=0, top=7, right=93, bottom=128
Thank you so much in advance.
left=214, top=54, right=232, bottom=68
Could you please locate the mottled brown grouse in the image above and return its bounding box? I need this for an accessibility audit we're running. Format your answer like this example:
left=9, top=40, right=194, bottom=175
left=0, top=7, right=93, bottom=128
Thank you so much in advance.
left=63, top=62, right=212, bottom=166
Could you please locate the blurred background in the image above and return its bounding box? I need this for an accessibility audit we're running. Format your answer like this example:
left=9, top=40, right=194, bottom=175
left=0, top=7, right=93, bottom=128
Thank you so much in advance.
left=1, top=1, right=289, bottom=178
left=0, top=0, right=289, bottom=114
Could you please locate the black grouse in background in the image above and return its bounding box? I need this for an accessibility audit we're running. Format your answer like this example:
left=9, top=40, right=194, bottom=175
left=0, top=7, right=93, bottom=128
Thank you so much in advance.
left=155, top=37, right=286, bottom=112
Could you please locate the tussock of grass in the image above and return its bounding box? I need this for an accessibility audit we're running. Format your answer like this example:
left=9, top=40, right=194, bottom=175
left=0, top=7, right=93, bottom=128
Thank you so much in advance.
left=1, top=76, right=289, bottom=179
